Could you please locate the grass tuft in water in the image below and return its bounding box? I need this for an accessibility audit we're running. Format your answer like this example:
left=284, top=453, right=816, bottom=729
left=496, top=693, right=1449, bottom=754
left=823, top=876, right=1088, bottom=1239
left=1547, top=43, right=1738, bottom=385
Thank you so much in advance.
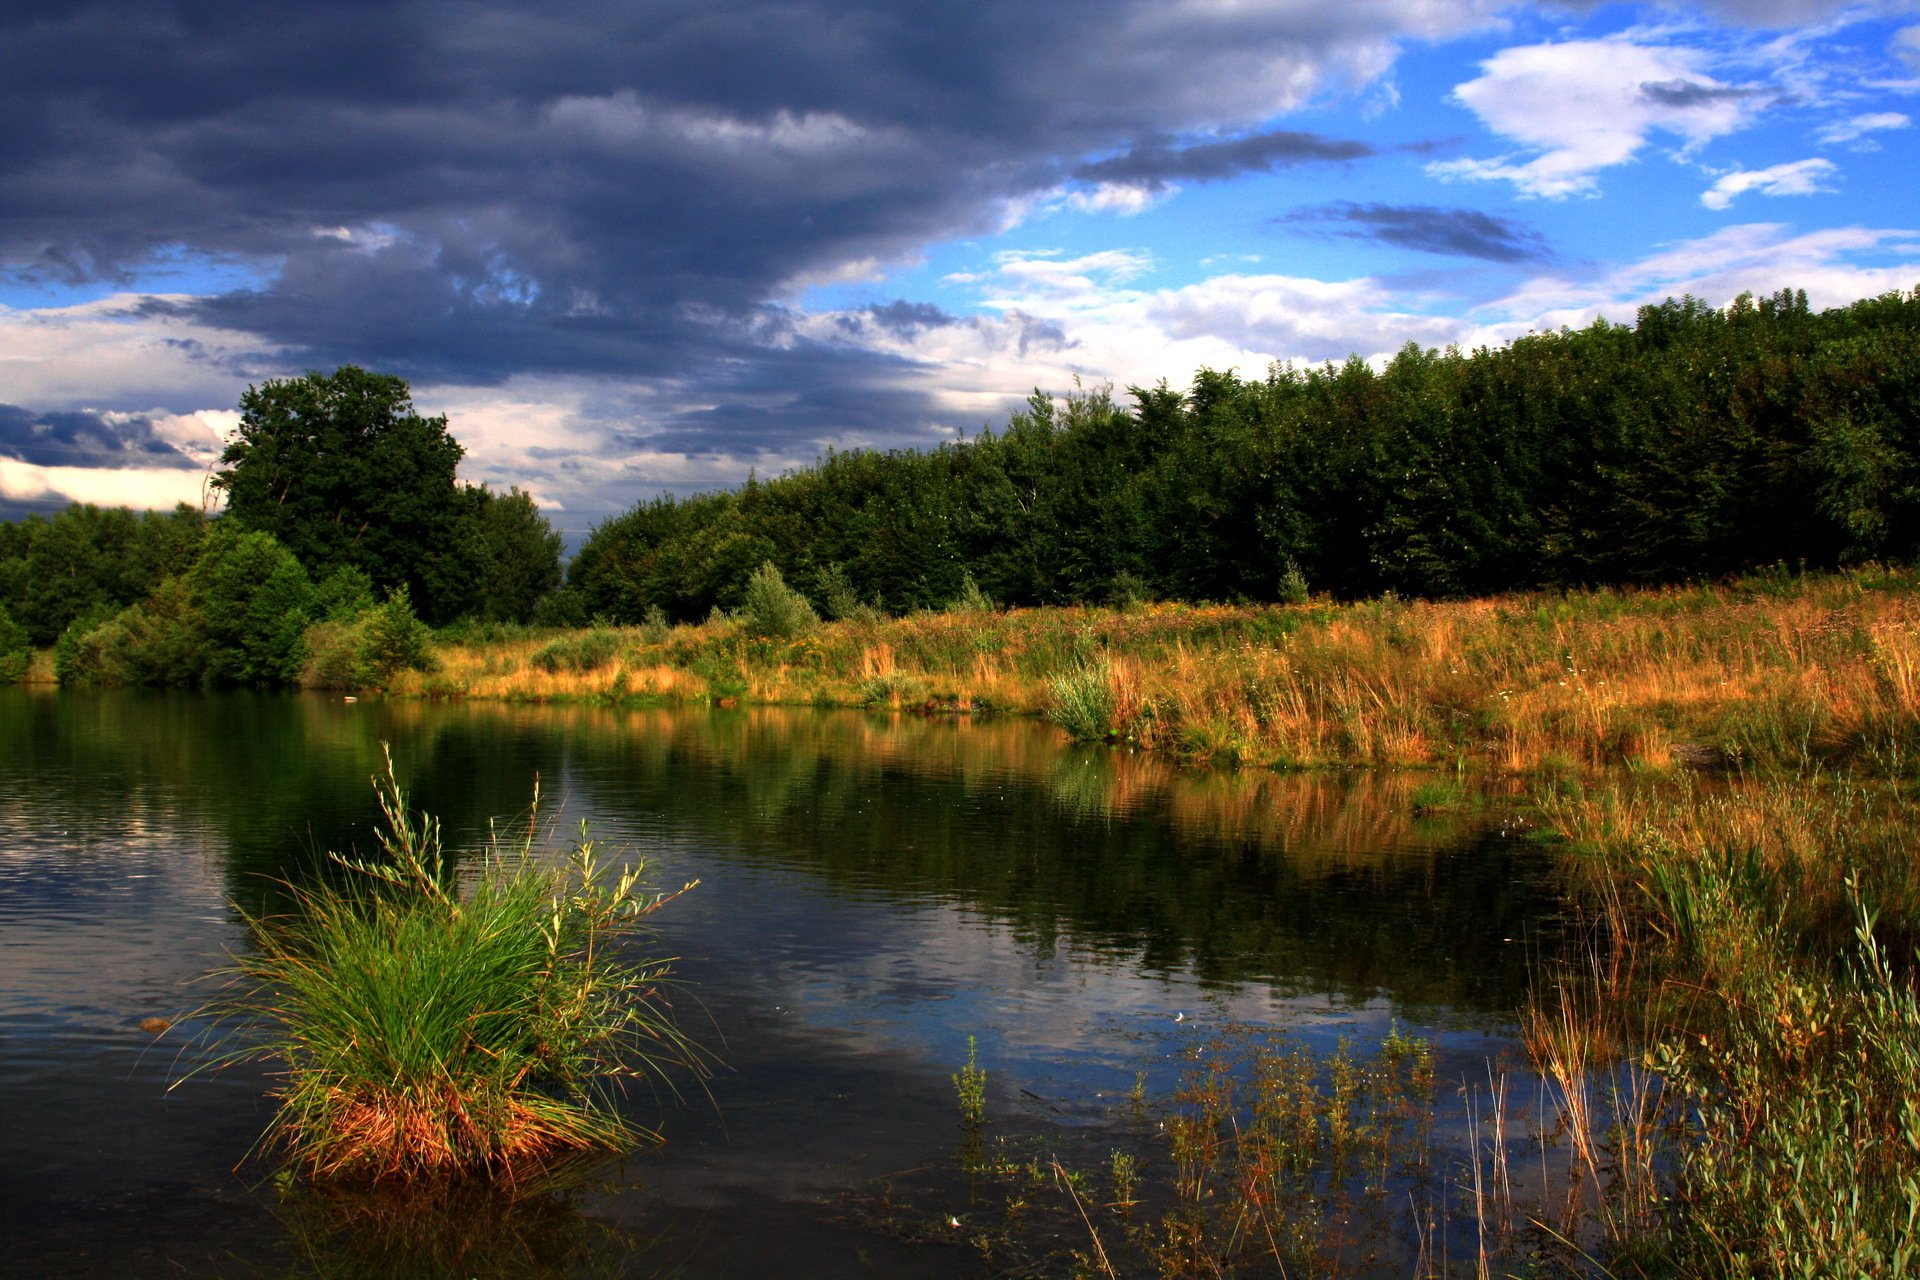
left=210, top=748, right=703, bottom=1183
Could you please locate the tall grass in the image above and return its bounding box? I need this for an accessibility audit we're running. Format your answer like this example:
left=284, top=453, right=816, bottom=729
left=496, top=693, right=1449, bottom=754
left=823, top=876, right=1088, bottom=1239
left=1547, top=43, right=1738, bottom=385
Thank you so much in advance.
left=1534, top=774, right=1920, bottom=1274
left=392, top=566, right=1920, bottom=779
left=209, top=750, right=703, bottom=1182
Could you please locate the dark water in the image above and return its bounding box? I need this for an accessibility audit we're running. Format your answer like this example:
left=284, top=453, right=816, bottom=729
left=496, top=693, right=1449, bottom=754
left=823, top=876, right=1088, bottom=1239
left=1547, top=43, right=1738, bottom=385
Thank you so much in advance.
left=0, top=691, right=1566, bottom=1278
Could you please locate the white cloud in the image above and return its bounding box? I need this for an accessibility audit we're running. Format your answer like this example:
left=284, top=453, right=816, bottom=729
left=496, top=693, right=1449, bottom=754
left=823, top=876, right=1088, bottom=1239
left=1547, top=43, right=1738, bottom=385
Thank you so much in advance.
left=1063, top=183, right=1171, bottom=216
left=0, top=456, right=214, bottom=513
left=1815, top=111, right=1911, bottom=145
left=0, top=294, right=278, bottom=411
left=1700, top=156, right=1839, bottom=207
left=1431, top=38, right=1767, bottom=198
left=1895, top=24, right=1920, bottom=71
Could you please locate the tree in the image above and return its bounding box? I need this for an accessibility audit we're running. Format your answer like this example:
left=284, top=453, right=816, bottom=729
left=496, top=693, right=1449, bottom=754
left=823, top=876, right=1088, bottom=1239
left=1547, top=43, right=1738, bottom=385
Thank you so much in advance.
left=472, top=486, right=563, bottom=622
left=211, top=367, right=479, bottom=623
left=187, top=526, right=315, bottom=685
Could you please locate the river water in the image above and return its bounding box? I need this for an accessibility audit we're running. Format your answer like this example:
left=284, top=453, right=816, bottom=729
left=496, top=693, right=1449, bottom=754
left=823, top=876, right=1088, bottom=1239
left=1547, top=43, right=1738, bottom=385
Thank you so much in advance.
left=0, top=690, right=1566, bottom=1278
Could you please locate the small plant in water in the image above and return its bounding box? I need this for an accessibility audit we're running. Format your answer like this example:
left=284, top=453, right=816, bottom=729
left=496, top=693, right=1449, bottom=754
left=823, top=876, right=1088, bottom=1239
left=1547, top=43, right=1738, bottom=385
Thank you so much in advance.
left=954, top=1035, right=988, bottom=1130
left=204, top=748, right=704, bottom=1182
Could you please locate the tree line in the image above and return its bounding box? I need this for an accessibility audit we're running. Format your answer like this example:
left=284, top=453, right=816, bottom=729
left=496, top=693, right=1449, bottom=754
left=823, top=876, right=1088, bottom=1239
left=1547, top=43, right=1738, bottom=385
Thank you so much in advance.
left=566, top=286, right=1920, bottom=621
left=6, top=285, right=1918, bottom=683
left=0, top=367, right=564, bottom=686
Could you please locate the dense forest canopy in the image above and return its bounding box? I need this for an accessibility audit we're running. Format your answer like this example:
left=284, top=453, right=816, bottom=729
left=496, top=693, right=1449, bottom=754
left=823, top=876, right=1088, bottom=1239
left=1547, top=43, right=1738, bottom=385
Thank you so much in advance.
left=566, top=286, right=1920, bottom=622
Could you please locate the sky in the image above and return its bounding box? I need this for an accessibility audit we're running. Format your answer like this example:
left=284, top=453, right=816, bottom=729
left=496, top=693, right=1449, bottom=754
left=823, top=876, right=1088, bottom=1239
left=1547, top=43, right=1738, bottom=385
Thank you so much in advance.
left=2, top=0, right=1917, bottom=538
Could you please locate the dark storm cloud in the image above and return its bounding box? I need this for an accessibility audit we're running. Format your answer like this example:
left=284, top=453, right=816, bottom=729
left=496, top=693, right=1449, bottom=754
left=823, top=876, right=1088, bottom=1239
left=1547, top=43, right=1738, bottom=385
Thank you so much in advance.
left=1074, top=130, right=1374, bottom=190
left=1640, top=79, right=1759, bottom=108
left=0, top=403, right=201, bottom=469
left=1285, top=203, right=1551, bottom=263
left=0, top=0, right=1432, bottom=479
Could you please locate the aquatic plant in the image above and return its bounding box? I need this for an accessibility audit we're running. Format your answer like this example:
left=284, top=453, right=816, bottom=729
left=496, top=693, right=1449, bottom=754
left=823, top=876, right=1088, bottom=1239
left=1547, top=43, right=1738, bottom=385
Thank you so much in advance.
left=953, top=1035, right=987, bottom=1130
left=210, top=750, right=703, bottom=1182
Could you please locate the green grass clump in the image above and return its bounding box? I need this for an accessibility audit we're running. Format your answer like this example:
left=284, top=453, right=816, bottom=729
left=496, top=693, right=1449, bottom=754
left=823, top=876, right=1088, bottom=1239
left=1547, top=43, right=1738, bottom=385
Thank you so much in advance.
left=1047, top=661, right=1118, bottom=742
left=529, top=628, right=622, bottom=673
left=215, top=751, right=702, bottom=1182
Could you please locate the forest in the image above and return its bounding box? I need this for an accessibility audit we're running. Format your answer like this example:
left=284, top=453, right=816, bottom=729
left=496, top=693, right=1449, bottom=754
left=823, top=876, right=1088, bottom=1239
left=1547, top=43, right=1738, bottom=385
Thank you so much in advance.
left=567, top=286, right=1920, bottom=621
left=2, top=285, right=1918, bottom=687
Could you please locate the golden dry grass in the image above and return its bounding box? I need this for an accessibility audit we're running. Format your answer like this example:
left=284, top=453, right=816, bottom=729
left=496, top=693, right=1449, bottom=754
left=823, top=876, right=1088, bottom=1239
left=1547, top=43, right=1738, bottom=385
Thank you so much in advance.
left=389, top=566, right=1920, bottom=776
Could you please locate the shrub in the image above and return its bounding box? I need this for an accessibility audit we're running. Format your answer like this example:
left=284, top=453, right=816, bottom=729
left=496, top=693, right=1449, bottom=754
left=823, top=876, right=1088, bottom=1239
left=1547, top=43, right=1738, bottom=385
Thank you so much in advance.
left=736, top=561, right=817, bottom=639
left=944, top=570, right=993, bottom=615
left=208, top=753, right=704, bottom=1182
left=531, top=586, right=588, bottom=629
left=815, top=562, right=879, bottom=624
left=188, top=526, right=314, bottom=685
left=530, top=628, right=622, bottom=673
left=361, top=589, right=436, bottom=683
left=0, top=606, right=29, bottom=682
left=52, top=603, right=127, bottom=685
left=1278, top=558, right=1310, bottom=606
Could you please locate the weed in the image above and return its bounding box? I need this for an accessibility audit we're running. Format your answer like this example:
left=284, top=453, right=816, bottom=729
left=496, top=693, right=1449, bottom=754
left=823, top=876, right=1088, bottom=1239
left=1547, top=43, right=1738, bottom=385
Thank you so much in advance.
left=954, top=1035, right=987, bottom=1130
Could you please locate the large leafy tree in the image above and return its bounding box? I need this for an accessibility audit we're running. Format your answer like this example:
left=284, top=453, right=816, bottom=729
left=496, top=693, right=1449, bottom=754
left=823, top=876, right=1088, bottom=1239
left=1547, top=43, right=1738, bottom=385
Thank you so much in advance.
left=471, top=485, right=564, bottom=622
left=211, top=367, right=479, bottom=622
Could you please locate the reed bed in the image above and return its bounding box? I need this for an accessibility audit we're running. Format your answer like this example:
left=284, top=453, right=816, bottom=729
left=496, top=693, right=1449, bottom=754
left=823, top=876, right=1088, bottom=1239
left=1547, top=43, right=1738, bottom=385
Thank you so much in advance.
left=390, top=565, right=1920, bottom=778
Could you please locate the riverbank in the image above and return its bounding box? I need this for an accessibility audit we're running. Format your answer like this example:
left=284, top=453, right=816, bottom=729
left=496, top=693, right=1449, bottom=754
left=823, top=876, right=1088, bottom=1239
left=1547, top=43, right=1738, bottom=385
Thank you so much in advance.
left=395, top=564, right=1920, bottom=779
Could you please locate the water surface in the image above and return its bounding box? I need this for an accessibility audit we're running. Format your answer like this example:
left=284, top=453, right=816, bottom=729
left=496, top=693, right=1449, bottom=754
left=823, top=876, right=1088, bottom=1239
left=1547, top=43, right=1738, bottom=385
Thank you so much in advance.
left=0, top=691, right=1565, bottom=1277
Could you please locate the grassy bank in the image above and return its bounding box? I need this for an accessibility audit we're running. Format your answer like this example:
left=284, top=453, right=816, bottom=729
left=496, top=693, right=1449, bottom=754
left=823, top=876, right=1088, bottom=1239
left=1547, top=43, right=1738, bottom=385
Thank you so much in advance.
left=1521, top=773, right=1920, bottom=1275
left=395, top=564, right=1920, bottom=778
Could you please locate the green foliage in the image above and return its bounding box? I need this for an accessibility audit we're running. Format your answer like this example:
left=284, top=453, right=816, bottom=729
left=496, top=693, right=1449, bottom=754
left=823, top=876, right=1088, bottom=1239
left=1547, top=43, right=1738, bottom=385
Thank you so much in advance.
left=0, top=606, right=28, bottom=682
left=360, top=589, right=436, bottom=684
left=188, top=526, right=315, bottom=685
left=52, top=602, right=126, bottom=685
left=0, top=502, right=207, bottom=645
left=205, top=753, right=703, bottom=1180
left=211, top=367, right=480, bottom=624
left=311, top=566, right=377, bottom=623
left=472, top=486, right=564, bottom=623
left=814, top=561, right=879, bottom=624
left=952, top=1035, right=987, bottom=1130
left=1277, top=558, right=1310, bottom=606
left=564, top=286, right=1920, bottom=612
left=531, top=585, right=588, bottom=629
left=736, top=560, right=817, bottom=639
left=530, top=628, right=622, bottom=673
left=944, top=570, right=993, bottom=615
left=306, top=589, right=438, bottom=690
left=1046, top=662, right=1117, bottom=742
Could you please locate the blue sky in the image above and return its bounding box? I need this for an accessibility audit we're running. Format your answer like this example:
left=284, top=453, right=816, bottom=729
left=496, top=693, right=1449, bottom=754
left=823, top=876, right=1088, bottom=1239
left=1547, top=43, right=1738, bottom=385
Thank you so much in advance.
left=2, top=0, right=1916, bottom=533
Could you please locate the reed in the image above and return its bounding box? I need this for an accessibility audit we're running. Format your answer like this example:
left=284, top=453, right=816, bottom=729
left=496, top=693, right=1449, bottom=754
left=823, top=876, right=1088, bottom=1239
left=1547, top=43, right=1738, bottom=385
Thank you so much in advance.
left=389, top=565, right=1920, bottom=780
left=1533, top=771, right=1920, bottom=1273
left=205, top=749, right=703, bottom=1182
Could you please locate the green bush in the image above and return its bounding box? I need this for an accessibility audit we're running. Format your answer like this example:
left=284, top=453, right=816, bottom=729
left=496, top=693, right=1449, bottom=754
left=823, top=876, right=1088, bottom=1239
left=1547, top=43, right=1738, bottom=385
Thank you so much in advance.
left=530, top=629, right=623, bottom=673
left=206, top=753, right=704, bottom=1181
left=944, top=570, right=993, bottom=615
left=302, top=590, right=436, bottom=690
left=0, top=606, right=29, bottom=682
left=188, top=526, right=314, bottom=685
left=52, top=603, right=125, bottom=685
left=736, top=561, right=817, bottom=639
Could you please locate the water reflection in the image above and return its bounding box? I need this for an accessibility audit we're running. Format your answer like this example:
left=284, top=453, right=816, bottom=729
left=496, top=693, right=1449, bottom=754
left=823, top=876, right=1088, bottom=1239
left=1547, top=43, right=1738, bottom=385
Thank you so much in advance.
left=0, top=689, right=1568, bottom=1278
